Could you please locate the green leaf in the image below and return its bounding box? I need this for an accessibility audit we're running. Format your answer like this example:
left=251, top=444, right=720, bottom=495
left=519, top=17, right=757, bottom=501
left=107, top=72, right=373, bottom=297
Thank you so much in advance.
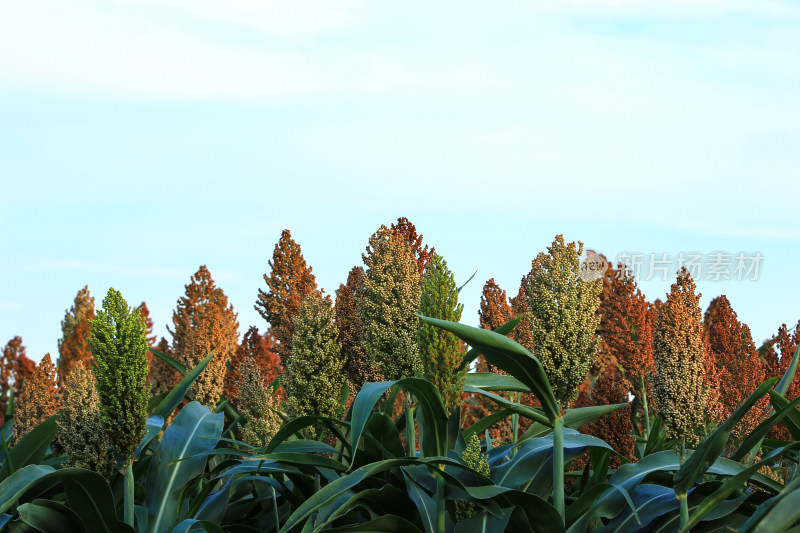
left=595, top=484, right=679, bottom=533
left=402, top=471, right=438, bottom=533
left=270, top=440, right=340, bottom=455
left=454, top=511, right=512, bottom=533
left=350, top=379, right=448, bottom=461
left=280, top=457, right=462, bottom=533
left=0, top=467, right=133, bottom=532
left=16, top=500, right=84, bottom=533
left=520, top=403, right=629, bottom=439
left=462, top=387, right=549, bottom=426
left=0, top=465, right=55, bottom=513
left=149, top=347, right=187, bottom=376
left=674, top=377, right=778, bottom=496
left=567, top=451, right=682, bottom=533
left=774, top=344, right=800, bottom=396
left=58, top=467, right=133, bottom=533
left=151, top=351, right=215, bottom=420
left=171, top=519, right=225, bottom=533
left=464, top=373, right=531, bottom=393
left=740, top=345, right=800, bottom=466
left=682, top=443, right=800, bottom=532
left=146, top=401, right=224, bottom=533
left=457, top=316, right=522, bottom=372
left=134, top=416, right=166, bottom=460
left=491, top=430, right=613, bottom=491
left=0, top=465, right=56, bottom=514
left=457, top=269, right=478, bottom=294
left=730, top=393, right=800, bottom=461
left=741, top=474, right=800, bottom=533
left=0, top=416, right=58, bottom=482
left=1, top=429, right=12, bottom=476
left=419, top=315, right=559, bottom=422
left=264, top=415, right=350, bottom=455
left=767, top=390, right=800, bottom=439
left=492, top=491, right=564, bottom=533
left=565, top=483, right=613, bottom=528
left=324, top=516, right=424, bottom=533
left=462, top=409, right=515, bottom=440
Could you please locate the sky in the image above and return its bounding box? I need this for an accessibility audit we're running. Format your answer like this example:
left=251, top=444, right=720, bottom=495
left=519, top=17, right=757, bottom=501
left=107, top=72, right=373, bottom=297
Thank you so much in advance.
left=1, top=0, right=799, bottom=363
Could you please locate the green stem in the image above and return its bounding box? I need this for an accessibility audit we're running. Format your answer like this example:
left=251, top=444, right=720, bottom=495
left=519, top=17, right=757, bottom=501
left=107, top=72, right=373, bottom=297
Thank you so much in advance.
left=1, top=432, right=13, bottom=476
left=124, top=462, right=134, bottom=527
left=679, top=439, right=688, bottom=531
left=406, top=399, right=416, bottom=458
left=679, top=494, right=689, bottom=531
left=512, top=392, right=520, bottom=452
left=641, top=382, right=651, bottom=438
left=436, top=469, right=446, bottom=533
left=553, top=414, right=565, bottom=523
left=272, top=486, right=280, bottom=533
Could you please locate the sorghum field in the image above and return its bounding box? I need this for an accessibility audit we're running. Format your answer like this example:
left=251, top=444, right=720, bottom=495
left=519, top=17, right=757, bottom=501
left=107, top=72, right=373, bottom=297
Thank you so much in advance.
left=1, top=218, right=799, bottom=532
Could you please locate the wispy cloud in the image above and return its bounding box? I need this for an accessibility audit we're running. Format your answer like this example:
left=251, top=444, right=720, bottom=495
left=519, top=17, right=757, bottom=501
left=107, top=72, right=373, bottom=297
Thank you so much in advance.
left=9, top=260, right=240, bottom=283
left=0, top=301, right=21, bottom=311
left=3, top=1, right=797, bottom=103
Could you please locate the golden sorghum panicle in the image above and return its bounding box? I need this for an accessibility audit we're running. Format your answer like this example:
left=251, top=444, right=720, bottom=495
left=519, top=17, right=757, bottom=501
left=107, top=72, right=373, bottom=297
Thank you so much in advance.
left=389, top=217, right=434, bottom=276
left=359, top=225, right=422, bottom=381
left=13, top=353, right=59, bottom=442
left=704, top=295, right=768, bottom=449
left=418, top=252, right=466, bottom=415
left=225, top=326, right=282, bottom=401
left=523, top=235, right=603, bottom=410
left=255, top=229, right=319, bottom=370
left=57, top=361, right=113, bottom=475
left=599, top=263, right=654, bottom=400
left=235, top=357, right=282, bottom=448
left=760, top=320, right=800, bottom=441
left=1, top=336, right=36, bottom=426
left=652, top=268, right=707, bottom=445
left=286, top=295, right=345, bottom=439
left=455, top=434, right=491, bottom=521
left=57, top=285, right=95, bottom=387
left=477, top=278, right=512, bottom=374
left=169, top=265, right=239, bottom=408
left=148, top=337, right=181, bottom=396
left=335, top=266, right=382, bottom=394
left=571, top=363, right=635, bottom=467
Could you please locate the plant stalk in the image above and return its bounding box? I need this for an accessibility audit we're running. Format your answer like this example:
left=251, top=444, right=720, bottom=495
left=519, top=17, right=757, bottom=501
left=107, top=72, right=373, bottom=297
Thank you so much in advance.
left=641, top=381, right=651, bottom=438
left=436, top=468, right=446, bottom=533
left=406, top=397, right=416, bottom=458
left=679, top=494, right=689, bottom=531
left=124, top=461, right=135, bottom=527
left=512, top=392, right=520, bottom=452
left=553, top=413, right=565, bottom=523
left=679, top=439, right=688, bottom=531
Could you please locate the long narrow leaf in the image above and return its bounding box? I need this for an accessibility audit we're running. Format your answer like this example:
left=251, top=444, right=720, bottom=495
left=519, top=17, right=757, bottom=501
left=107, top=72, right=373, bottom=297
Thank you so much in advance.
left=151, top=351, right=215, bottom=420
left=149, top=347, right=187, bottom=376
left=730, top=393, right=800, bottom=461
left=682, top=442, right=800, bottom=532
left=674, top=377, right=778, bottom=496
left=146, top=402, right=224, bottom=533
left=0, top=416, right=57, bottom=481
left=457, top=316, right=523, bottom=372
left=418, top=315, right=559, bottom=422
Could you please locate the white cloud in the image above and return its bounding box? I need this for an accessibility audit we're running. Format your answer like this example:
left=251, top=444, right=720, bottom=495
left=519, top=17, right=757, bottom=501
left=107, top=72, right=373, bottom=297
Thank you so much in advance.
left=0, top=302, right=21, bottom=311
left=2, top=0, right=798, bottom=103
left=10, top=260, right=240, bottom=283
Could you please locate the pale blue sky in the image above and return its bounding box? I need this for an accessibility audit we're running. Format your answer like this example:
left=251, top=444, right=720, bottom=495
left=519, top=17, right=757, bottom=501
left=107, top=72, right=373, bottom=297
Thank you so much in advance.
left=1, top=1, right=799, bottom=362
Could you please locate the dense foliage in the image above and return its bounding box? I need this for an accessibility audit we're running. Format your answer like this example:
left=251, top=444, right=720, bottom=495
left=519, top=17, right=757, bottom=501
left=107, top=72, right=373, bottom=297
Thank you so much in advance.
left=2, top=220, right=800, bottom=533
